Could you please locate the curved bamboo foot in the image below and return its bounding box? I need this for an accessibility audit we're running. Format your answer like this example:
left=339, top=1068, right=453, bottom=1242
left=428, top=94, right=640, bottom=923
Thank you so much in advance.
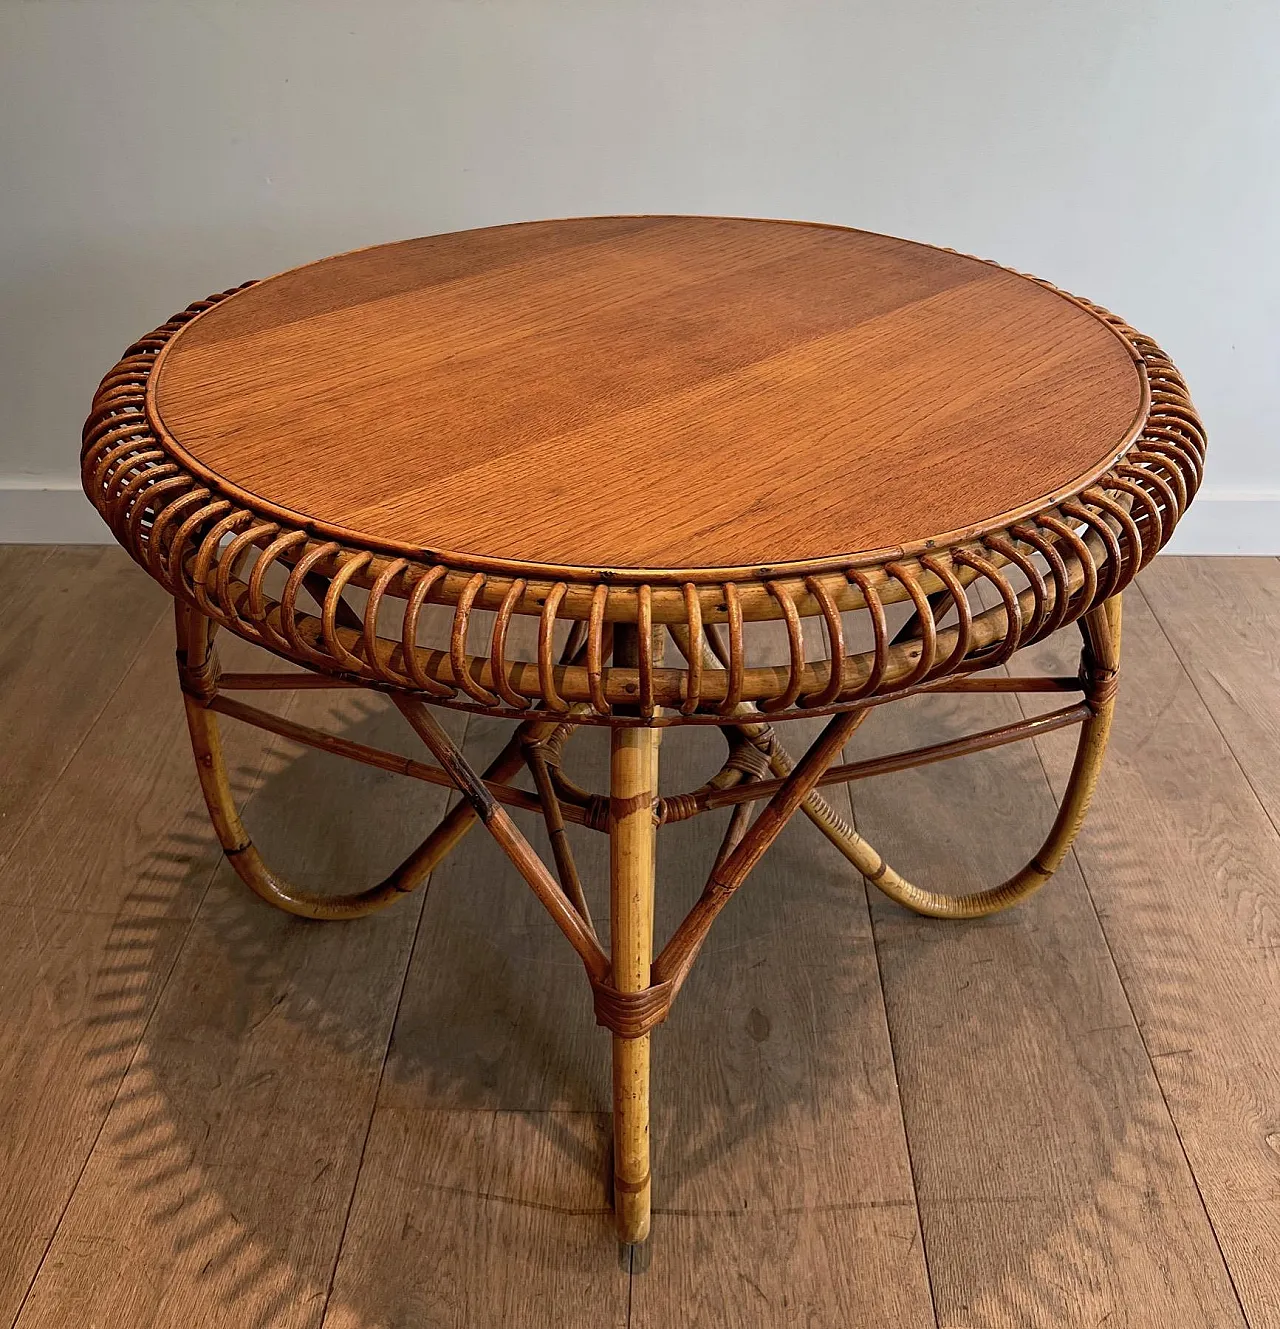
left=182, top=690, right=487, bottom=920
left=780, top=596, right=1122, bottom=919
left=176, top=600, right=497, bottom=921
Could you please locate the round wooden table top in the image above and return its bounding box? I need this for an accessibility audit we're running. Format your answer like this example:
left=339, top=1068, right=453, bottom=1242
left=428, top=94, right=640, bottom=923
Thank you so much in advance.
left=147, top=215, right=1147, bottom=577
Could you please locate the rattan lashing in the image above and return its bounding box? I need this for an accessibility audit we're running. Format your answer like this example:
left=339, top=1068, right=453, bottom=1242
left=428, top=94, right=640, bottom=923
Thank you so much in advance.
left=83, top=235, right=1203, bottom=1246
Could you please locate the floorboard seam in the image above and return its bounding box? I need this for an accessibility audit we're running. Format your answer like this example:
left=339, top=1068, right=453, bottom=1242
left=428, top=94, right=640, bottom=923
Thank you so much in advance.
left=0, top=596, right=170, bottom=878
left=0, top=545, right=54, bottom=618
left=840, top=770, right=941, bottom=1329
left=6, top=672, right=318, bottom=1329
left=625, top=1243, right=635, bottom=1329
left=1139, top=579, right=1280, bottom=847
left=1016, top=599, right=1253, bottom=1327
left=316, top=712, right=472, bottom=1329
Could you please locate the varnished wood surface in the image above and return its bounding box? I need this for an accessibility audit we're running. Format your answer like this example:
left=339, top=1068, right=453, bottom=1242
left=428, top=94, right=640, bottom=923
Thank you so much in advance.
left=5, top=549, right=1278, bottom=1327
left=149, top=217, right=1145, bottom=572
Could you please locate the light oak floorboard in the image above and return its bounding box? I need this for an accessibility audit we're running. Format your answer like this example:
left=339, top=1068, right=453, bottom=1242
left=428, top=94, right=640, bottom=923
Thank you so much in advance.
left=633, top=721, right=933, bottom=1327
left=850, top=673, right=1245, bottom=1327
left=1139, top=556, right=1280, bottom=823
left=6, top=555, right=1276, bottom=1326
left=329, top=714, right=933, bottom=1327
left=323, top=714, right=630, bottom=1328
left=323, top=1108, right=627, bottom=1329
left=0, top=617, right=293, bottom=1326
left=374, top=712, right=612, bottom=1116
left=0, top=547, right=169, bottom=864
left=0, top=546, right=53, bottom=621
left=1014, top=572, right=1280, bottom=1326
left=11, top=665, right=466, bottom=1329
left=0, top=904, right=189, bottom=1328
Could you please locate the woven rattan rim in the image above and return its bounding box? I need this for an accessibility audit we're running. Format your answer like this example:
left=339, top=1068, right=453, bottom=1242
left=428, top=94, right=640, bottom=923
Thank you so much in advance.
left=83, top=251, right=1203, bottom=723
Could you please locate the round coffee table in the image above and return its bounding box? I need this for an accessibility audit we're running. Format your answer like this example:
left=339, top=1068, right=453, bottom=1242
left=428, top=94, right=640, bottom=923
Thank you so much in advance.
left=82, top=216, right=1203, bottom=1246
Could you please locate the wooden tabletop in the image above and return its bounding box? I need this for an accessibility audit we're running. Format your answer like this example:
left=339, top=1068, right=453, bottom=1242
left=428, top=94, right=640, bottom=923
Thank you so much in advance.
left=148, top=216, right=1146, bottom=576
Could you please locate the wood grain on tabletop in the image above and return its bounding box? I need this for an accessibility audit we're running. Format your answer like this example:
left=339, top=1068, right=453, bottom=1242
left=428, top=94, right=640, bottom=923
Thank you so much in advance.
left=149, top=216, right=1144, bottom=571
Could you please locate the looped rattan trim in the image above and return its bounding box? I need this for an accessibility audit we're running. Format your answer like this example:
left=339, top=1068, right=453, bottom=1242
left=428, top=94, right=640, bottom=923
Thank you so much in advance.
left=83, top=268, right=1202, bottom=723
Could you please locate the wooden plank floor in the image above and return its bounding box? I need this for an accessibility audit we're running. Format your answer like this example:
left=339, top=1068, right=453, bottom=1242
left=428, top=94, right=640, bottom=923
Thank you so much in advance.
left=1, top=547, right=1278, bottom=1328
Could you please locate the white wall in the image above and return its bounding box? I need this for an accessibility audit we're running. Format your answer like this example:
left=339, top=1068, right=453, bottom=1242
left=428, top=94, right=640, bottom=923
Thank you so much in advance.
left=2, top=0, right=1276, bottom=549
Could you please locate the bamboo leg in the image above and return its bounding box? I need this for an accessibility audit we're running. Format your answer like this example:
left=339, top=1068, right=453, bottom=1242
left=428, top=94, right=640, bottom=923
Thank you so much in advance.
left=609, top=719, right=660, bottom=1245
left=609, top=621, right=661, bottom=1245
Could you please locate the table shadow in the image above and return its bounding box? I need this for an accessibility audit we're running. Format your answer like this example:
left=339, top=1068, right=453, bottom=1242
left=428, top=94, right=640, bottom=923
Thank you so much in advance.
left=78, top=688, right=1192, bottom=1327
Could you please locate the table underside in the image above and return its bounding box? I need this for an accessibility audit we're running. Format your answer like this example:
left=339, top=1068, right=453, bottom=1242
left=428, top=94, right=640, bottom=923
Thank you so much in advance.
left=173, top=592, right=1122, bottom=1243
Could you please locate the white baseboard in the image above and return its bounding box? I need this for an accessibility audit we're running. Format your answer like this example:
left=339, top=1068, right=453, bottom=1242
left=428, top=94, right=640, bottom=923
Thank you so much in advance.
left=1160, top=492, right=1280, bottom=555
left=0, top=480, right=114, bottom=543
left=1, top=479, right=1277, bottom=555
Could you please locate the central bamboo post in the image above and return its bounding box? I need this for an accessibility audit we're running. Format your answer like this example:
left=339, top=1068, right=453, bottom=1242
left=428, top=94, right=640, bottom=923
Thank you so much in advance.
left=609, top=623, right=662, bottom=1245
